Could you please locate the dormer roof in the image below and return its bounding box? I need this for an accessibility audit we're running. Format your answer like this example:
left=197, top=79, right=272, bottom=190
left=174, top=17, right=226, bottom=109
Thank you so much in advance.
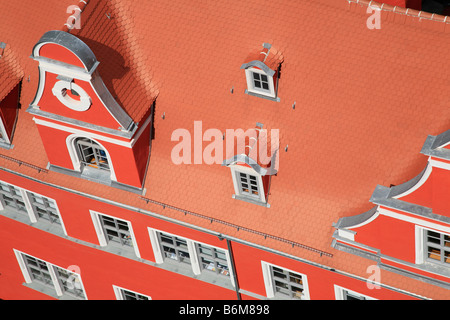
left=222, top=123, right=279, bottom=176
left=240, top=43, right=284, bottom=76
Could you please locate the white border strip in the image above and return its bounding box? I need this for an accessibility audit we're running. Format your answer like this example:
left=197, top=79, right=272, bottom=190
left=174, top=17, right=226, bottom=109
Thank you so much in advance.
left=378, top=207, right=450, bottom=234
left=33, top=117, right=132, bottom=148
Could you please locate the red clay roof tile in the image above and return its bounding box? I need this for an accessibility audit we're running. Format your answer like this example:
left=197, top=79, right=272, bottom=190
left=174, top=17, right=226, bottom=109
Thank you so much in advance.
left=1, top=0, right=450, bottom=299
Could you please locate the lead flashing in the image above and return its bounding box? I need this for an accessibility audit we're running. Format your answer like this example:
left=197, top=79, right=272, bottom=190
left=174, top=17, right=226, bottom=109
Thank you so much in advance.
left=421, top=131, right=450, bottom=161
left=222, top=154, right=268, bottom=176
left=32, top=30, right=97, bottom=72
left=385, top=165, right=428, bottom=199
left=334, top=206, right=378, bottom=229
left=240, top=60, right=275, bottom=77
left=370, top=185, right=450, bottom=224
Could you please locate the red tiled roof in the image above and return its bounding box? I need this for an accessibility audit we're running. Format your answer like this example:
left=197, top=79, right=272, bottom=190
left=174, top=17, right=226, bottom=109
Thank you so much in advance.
left=69, top=0, right=157, bottom=124
left=0, top=0, right=449, bottom=299
left=241, top=43, right=284, bottom=73
left=0, top=44, right=23, bottom=102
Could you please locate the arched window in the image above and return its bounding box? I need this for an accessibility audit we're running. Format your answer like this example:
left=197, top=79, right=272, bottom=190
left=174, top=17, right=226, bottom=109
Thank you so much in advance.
left=75, top=137, right=110, bottom=171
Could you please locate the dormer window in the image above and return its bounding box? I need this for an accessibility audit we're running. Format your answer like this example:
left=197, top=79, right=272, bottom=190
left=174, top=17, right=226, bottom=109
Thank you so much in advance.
left=251, top=69, right=271, bottom=93
left=241, top=43, right=283, bottom=102
left=236, top=171, right=261, bottom=199
left=231, top=165, right=268, bottom=206
left=0, top=41, right=21, bottom=150
left=75, top=137, right=110, bottom=172
left=28, top=30, right=155, bottom=193
left=0, top=79, right=20, bottom=149
left=222, top=123, right=279, bottom=208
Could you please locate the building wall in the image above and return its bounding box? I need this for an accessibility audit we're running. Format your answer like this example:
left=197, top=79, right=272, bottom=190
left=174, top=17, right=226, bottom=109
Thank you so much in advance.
left=34, top=120, right=148, bottom=188
left=0, top=169, right=422, bottom=300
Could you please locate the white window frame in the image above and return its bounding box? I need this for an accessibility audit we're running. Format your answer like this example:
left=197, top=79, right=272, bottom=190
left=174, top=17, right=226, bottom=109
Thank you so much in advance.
left=66, top=133, right=118, bottom=182
left=334, top=285, right=376, bottom=300
left=0, top=116, right=11, bottom=145
left=0, top=180, right=67, bottom=235
left=148, top=227, right=235, bottom=286
left=14, top=249, right=87, bottom=300
left=415, top=225, right=450, bottom=267
left=90, top=210, right=141, bottom=258
left=261, top=261, right=310, bottom=300
left=113, top=285, right=152, bottom=300
left=230, top=164, right=266, bottom=204
left=245, top=67, right=276, bottom=98
left=51, top=80, right=92, bottom=112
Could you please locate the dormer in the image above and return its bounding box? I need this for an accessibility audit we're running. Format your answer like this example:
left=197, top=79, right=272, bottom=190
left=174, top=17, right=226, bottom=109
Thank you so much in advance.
left=222, top=123, right=279, bottom=207
left=0, top=42, right=22, bottom=149
left=240, top=43, right=283, bottom=102
left=332, top=127, right=450, bottom=285
left=28, top=31, right=154, bottom=193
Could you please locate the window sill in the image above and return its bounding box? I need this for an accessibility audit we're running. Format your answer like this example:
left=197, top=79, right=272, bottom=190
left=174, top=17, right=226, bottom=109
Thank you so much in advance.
left=22, top=282, right=84, bottom=300
left=0, top=208, right=66, bottom=237
left=232, top=194, right=270, bottom=208
left=244, top=89, right=280, bottom=102
left=418, top=261, right=450, bottom=279
left=48, top=163, right=145, bottom=195
left=0, top=140, right=13, bottom=150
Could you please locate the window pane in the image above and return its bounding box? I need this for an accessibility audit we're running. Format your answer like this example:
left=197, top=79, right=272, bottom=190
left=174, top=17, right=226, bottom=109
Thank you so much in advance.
left=99, top=215, right=133, bottom=247
left=76, top=138, right=110, bottom=171
left=426, top=230, right=450, bottom=265
left=55, top=266, right=85, bottom=299
left=197, top=244, right=229, bottom=277
left=29, top=193, right=61, bottom=225
left=157, top=232, right=191, bottom=265
left=270, top=266, right=304, bottom=300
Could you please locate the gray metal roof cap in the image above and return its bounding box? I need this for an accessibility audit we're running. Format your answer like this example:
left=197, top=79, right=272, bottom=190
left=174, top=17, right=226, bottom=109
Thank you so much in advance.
left=222, top=154, right=268, bottom=176
left=240, top=60, right=275, bottom=77
left=32, top=30, right=97, bottom=72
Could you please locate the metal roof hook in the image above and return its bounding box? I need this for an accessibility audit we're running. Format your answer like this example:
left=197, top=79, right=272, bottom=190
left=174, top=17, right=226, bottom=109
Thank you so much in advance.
left=0, top=42, right=6, bottom=58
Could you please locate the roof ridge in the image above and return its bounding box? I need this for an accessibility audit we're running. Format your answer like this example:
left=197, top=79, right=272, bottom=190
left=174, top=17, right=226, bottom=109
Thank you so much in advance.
left=348, top=0, right=450, bottom=24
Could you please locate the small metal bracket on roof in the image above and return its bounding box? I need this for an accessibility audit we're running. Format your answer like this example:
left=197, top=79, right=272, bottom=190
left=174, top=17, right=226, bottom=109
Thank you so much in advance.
left=256, top=122, right=264, bottom=128
left=162, top=112, right=165, bottom=120
left=292, top=101, right=296, bottom=110
left=0, top=42, right=6, bottom=58
left=105, top=13, right=111, bottom=19
left=285, top=145, right=288, bottom=152
left=230, top=87, right=234, bottom=94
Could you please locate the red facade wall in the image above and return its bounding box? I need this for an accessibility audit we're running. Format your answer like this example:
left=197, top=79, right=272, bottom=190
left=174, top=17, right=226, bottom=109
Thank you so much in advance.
left=232, top=241, right=416, bottom=300
left=39, top=72, right=123, bottom=130
left=353, top=213, right=417, bottom=263
left=0, top=216, right=236, bottom=300
left=38, top=43, right=86, bottom=69
left=0, top=169, right=234, bottom=300
left=34, top=120, right=148, bottom=188
left=0, top=169, right=420, bottom=300
left=400, top=166, right=450, bottom=218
